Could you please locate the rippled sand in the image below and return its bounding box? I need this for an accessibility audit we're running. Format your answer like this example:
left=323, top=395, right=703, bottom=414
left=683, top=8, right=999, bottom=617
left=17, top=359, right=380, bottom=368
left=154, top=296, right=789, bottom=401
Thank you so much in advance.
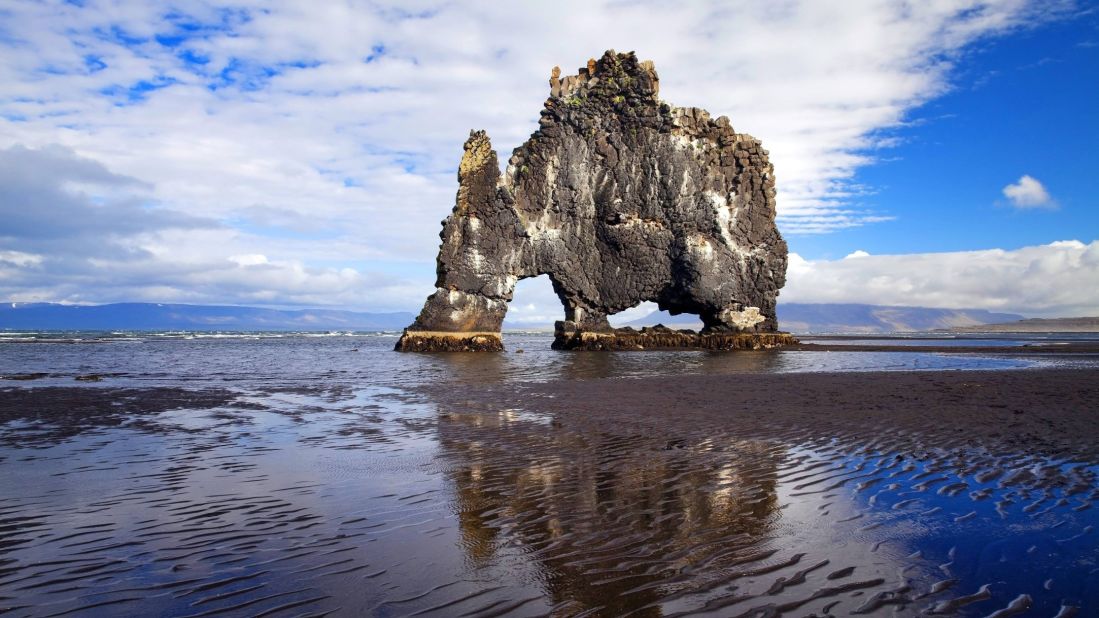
left=1, top=365, right=1097, bottom=616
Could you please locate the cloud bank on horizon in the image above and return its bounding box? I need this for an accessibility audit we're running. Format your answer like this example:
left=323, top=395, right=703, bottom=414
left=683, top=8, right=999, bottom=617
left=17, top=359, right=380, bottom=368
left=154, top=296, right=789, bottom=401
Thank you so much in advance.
left=785, top=240, right=1099, bottom=317
left=0, top=0, right=1095, bottom=318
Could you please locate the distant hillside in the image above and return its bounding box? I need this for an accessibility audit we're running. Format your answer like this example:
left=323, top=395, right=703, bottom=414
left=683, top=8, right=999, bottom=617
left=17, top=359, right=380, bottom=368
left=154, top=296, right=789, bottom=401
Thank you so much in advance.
left=621, top=303, right=1024, bottom=334
left=777, top=304, right=1023, bottom=334
left=4, top=301, right=1053, bottom=335
left=0, top=302, right=414, bottom=331
left=943, top=317, right=1099, bottom=333
left=618, top=311, right=703, bottom=330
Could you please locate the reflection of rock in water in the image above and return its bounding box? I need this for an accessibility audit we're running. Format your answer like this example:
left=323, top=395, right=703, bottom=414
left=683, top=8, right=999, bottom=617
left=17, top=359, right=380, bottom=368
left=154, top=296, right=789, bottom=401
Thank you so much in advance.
left=438, top=406, right=780, bottom=616
left=427, top=371, right=1099, bottom=616
left=423, top=339, right=793, bottom=386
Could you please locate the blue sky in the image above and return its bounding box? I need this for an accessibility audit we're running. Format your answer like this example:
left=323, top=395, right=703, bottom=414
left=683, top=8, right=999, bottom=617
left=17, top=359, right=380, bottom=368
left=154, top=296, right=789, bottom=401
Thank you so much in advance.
left=795, top=8, right=1098, bottom=259
left=0, top=1, right=1096, bottom=320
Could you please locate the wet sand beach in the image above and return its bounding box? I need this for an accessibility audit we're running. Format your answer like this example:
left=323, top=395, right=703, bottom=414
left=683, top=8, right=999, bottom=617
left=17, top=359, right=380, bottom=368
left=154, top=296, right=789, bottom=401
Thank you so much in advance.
left=789, top=339, right=1099, bottom=356
left=0, top=335, right=1097, bottom=616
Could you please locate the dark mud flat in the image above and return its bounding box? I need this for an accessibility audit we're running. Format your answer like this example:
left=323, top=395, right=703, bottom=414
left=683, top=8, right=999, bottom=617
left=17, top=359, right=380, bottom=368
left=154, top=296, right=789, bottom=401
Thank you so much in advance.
left=1, top=367, right=1097, bottom=617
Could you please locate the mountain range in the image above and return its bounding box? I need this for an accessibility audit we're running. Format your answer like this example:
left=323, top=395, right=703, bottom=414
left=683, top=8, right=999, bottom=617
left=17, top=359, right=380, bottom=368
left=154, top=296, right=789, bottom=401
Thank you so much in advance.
left=0, top=302, right=414, bottom=332
left=1, top=301, right=1032, bottom=334
left=776, top=303, right=1024, bottom=334
left=942, top=317, right=1099, bottom=333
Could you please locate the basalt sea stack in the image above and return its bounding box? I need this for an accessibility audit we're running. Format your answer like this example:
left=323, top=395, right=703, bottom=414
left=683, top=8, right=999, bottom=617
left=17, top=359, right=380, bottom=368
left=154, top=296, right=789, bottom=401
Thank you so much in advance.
left=396, top=51, right=796, bottom=352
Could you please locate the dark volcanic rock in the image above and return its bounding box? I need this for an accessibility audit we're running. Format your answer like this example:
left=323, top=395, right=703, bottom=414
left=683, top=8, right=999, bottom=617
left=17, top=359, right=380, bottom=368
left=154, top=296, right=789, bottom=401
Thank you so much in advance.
left=553, top=322, right=799, bottom=351
left=397, top=50, right=790, bottom=352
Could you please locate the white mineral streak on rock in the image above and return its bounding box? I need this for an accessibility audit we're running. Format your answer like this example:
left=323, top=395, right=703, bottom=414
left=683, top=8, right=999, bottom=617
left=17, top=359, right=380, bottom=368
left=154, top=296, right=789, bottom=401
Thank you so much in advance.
left=469, top=247, right=484, bottom=271
left=719, top=306, right=766, bottom=329
left=688, top=235, right=715, bottom=261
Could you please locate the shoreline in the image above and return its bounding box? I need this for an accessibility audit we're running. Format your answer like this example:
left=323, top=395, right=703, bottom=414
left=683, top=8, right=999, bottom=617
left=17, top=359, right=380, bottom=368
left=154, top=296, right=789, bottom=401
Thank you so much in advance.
left=788, top=340, right=1099, bottom=354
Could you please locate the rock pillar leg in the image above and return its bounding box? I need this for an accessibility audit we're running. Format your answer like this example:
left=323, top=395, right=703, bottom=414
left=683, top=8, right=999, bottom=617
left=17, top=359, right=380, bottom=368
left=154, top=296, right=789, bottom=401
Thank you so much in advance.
left=394, top=288, right=508, bottom=352
left=396, top=130, right=521, bottom=352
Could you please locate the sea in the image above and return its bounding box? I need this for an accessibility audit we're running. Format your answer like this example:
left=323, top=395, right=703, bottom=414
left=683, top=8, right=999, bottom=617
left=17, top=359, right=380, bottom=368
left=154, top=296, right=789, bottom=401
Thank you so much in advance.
left=0, top=331, right=1097, bottom=616
left=3, top=330, right=1098, bottom=387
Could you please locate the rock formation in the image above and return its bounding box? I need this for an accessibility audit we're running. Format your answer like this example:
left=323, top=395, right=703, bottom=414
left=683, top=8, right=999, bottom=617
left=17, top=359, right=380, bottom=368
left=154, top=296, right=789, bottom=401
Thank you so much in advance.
left=396, top=50, right=794, bottom=352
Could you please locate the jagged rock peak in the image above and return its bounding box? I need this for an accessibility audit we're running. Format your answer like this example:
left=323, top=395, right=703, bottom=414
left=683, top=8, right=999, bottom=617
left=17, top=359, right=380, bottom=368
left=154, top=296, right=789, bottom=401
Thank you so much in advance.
left=548, top=50, right=660, bottom=101
left=396, top=50, right=790, bottom=352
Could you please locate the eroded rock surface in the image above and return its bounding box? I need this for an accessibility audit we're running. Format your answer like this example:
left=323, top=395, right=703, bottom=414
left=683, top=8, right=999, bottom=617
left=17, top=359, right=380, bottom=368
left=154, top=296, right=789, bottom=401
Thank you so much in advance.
left=397, top=50, right=790, bottom=352
left=553, top=323, right=798, bottom=351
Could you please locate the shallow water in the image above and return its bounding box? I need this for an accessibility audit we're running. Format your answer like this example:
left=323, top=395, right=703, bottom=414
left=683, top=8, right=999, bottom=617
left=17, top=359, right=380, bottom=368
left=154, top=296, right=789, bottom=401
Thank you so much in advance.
left=0, top=334, right=1096, bottom=616
left=0, top=332, right=1088, bottom=390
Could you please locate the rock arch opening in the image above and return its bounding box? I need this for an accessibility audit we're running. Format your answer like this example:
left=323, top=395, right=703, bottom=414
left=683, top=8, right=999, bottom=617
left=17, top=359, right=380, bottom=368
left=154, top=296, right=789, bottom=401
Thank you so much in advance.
left=503, top=275, right=568, bottom=332
left=607, top=302, right=704, bottom=331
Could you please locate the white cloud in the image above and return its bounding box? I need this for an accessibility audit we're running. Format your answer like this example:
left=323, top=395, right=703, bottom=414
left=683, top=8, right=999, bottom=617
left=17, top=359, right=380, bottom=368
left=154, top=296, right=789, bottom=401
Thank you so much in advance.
left=0, top=145, right=420, bottom=310
left=0, top=250, right=43, bottom=268
left=229, top=254, right=269, bottom=267
left=1002, top=174, right=1055, bottom=208
left=783, top=240, right=1099, bottom=317
left=0, top=1, right=1079, bottom=308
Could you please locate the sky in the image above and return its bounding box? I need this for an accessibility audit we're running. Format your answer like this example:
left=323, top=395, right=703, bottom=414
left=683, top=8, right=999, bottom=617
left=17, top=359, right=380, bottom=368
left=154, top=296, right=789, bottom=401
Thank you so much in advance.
left=0, top=0, right=1096, bottom=323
